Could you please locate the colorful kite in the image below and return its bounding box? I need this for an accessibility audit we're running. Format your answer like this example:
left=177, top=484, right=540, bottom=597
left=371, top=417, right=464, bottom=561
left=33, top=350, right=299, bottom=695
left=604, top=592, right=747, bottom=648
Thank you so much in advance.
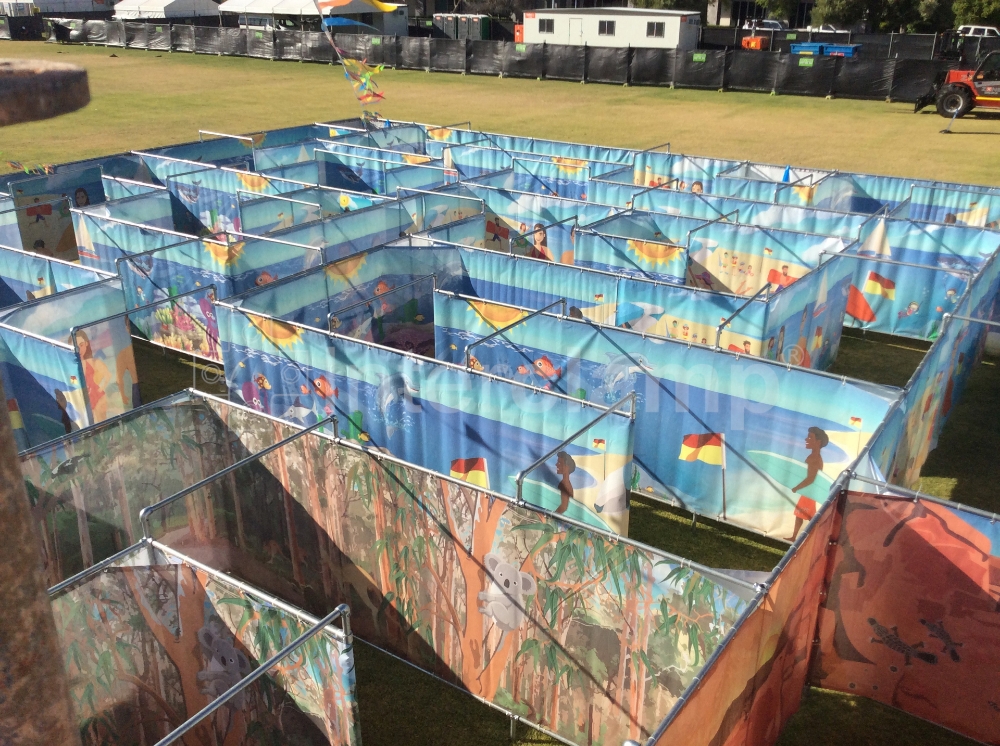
left=317, top=0, right=398, bottom=13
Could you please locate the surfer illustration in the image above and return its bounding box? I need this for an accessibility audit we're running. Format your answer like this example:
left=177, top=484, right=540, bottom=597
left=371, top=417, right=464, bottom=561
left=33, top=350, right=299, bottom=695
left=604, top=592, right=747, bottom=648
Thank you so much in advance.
left=786, top=426, right=829, bottom=542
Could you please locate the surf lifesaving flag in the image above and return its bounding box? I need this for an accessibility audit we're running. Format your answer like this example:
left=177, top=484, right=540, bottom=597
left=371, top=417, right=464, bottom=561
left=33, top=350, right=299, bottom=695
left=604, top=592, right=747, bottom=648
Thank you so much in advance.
left=679, top=433, right=724, bottom=465
left=450, top=457, right=490, bottom=489
left=863, top=271, right=896, bottom=300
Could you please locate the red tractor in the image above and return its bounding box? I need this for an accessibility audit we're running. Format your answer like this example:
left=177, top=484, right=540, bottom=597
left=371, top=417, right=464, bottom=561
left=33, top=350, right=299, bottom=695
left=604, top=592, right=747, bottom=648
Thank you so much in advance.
left=915, top=51, right=1000, bottom=118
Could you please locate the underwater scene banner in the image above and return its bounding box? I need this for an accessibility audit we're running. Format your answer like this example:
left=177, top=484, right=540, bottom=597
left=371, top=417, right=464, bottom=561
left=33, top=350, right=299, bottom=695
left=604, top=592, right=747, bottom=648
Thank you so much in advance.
left=51, top=559, right=361, bottom=745
left=811, top=490, right=1000, bottom=745
left=574, top=227, right=692, bottom=284
left=101, top=176, right=164, bottom=201
left=652, top=498, right=839, bottom=746
left=149, top=395, right=754, bottom=745
left=0, top=245, right=111, bottom=310
left=905, top=185, right=1000, bottom=228
left=18, top=393, right=235, bottom=586
left=433, top=292, right=895, bottom=538
left=216, top=304, right=634, bottom=535
left=72, top=208, right=196, bottom=273
left=128, top=286, right=222, bottom=363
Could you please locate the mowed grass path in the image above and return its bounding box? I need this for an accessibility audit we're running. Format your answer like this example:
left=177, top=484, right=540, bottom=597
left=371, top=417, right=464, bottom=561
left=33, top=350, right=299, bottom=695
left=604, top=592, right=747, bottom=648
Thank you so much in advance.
left=1, top=41, right=1000, bottom=185
left=2, top=40, right=990, bottom=746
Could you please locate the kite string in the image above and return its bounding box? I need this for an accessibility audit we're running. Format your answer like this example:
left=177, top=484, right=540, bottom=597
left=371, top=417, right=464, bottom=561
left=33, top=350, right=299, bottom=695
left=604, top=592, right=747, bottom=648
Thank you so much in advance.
left=310, top=0, right=377, bottom=128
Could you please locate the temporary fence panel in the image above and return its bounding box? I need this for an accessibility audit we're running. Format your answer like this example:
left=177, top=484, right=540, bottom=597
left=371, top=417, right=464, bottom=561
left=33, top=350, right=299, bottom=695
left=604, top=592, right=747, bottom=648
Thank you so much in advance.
left=442, top=144, right=511, bottom=179
left=810, top=489, right=1000, bottom=745
left=173, top=23, right=195, bottom=52
left=433, top=291, right=896, bottom=538
left=72, top=208, right=198, bottom=273
left=650, top=497, right=840, bottom=746
left=238, top=187, right=383, bottom=235
left=216, top=303, right=635, bottom=535
left=0, top=278, right=132, bottom=448
left=165, top=167, right=304, bottom=235
left=862, top=252, right=1000, bottom=487
left=630, top=47, right=675, bottom=86
left=51, top=560, right=360, bottom=745
left=906, top=184, right=1000, bottom=227
left=454, top=182, right=615, bottom=262
left=687, top=221, right=848, bottom=297
left=18, top=393, right=234, bottom=584
left=725, top=50, right=782, bottom=92
left=544, top=42, right=585, bottom=82
left=101, top=175, right=163, bottom=200
left=318, top=139, right=437, bottom=167
left=0, top=198, right=20, bottom=249
left=502, top=40, right=544, bottom=78
left=247, top=26, right=275, bottom=58
left=586, top=45, right=629, bottom=85
left=193, top=25, right=222, bottom=55
left=7, top=164, right=106, bottom=262
left=254, top=141, right=321, bottom=170
left=384, top=161, right=460, bottom=194
left=328, top=124, right=428, bottom=156
left=574, top=230, right=689, bottom=284
left=315, top=150, right=394, bottom=194
left=673, top=49, right=726, bottom=89
left=759, top=254, right=855, bottom=370
left=429, top=38, right=467, bottom=73
left=831, top=58, right=894, bottom=99
left=150, top=395, right=752, bottom=745
left=0, top=244, right=111, bottom=309
left=776, top=53, right=837, bottom=97
left=147, top=22, right=170, bottom=50
left=842, top=217, right=997, bottom=339
left=399, top=36, right=430, bottom=70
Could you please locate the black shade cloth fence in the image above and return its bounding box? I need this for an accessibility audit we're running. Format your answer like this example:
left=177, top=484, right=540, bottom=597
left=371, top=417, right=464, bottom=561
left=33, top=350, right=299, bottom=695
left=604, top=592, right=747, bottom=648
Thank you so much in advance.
left=28, top=25, right=969, bottom=103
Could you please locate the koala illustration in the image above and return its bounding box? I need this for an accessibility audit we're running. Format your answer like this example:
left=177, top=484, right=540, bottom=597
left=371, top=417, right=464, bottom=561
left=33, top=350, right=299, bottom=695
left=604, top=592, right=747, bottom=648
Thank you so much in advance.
left=477, top=552, right=537, bottom=633
left=196, top=615, right=251, bottom=706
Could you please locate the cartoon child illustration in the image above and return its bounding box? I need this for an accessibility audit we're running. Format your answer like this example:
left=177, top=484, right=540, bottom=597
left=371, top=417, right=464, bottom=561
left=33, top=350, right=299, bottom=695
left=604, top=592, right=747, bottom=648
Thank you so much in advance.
left=671, top=320, right=679, bottom=338
left=743, top=340, right=752, bottom=354
left=529, top=223, right=551, bottom=261
left=944, top=213, right=957, bottom=225
left=691, top=181, right=704, bottom=194
left=766, top=337, right=776, bottom=359
left=775, top=327, right=786, bottom=363
left=898, top=301, right=920, bottom=319
left=74, top=188, right=90, bottom=207
left=682, top=324, right=690, bottom=339
left=786, top=427, right=829, bottom=541
left=555, top=451, right=576, bottom=514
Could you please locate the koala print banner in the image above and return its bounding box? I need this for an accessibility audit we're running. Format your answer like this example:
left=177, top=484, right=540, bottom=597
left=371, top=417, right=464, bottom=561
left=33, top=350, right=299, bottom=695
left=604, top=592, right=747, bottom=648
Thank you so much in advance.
left=50, top=559, right=360, bottom=746
left=146, top=396, right=754, bottom=746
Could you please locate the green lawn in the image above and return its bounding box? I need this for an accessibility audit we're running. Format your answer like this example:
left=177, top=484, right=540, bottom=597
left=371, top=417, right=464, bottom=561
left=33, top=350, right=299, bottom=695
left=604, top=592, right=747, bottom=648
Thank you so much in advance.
left=3, top=39, right=994, bottom=746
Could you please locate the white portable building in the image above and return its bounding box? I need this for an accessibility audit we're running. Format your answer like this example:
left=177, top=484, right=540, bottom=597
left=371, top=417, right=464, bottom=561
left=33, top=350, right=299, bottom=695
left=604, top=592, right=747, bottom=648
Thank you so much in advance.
left=522, top=8, right=701, bottom=50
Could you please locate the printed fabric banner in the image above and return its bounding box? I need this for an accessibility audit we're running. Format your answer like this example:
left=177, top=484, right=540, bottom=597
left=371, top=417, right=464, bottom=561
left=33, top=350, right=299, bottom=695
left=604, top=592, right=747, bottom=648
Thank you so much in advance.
left=18, top=393, right=232, bottom=586
left=906, top=185, right=1000, bottom=227
left=0, top=202, right=23, bottom=249
left=652, top=499, right=839, bottom=746
left=574, top=230, right=690, bottom=284
left=433, top=292, right=895, bottom=539
left=217, top=305, right=635, bottom=535
left=72, top=209, right=193, bottom=273
left=52, top=561, right=361, bottom=745
left=150, top=396, right=754, bottom=746
left=9, top=164, right=105, bottom=261
left=129, top=287, right=223, bottom=363
left=74, top=315, right=140, bottom=423
left=0, top=245, right=109, bottom=309
left=810, top=491, right=1000, bottom=745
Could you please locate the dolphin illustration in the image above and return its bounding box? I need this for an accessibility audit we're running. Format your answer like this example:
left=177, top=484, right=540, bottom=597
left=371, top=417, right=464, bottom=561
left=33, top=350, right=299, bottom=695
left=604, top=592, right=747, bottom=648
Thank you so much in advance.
left=377, top=373, right=420, bottom=437
left=280, top=398, right=313, bottom=423
left=602, top=352, right=653, bottom=393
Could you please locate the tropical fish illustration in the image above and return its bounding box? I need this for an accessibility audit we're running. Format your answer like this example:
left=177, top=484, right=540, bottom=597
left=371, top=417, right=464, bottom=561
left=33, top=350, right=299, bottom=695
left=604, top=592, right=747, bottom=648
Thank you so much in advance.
left=300, top=384, right=310, bottom=395
left=414, top=314, right=425, bottom=322
left=377, top=373, right=419, bottom=437
left=330, top=317, right=342, bottom=330
left=254, top=373, right=271, bottom=390
left=313, top=375, right=338, bottom=399
left=867, top=618, right=937, bottom=666
left=280, top=398, right=314, bottom=423
left=468, top=355, right=484, bottom=371
left=256, top=271, right=278, bottom=286
left=375, top=280, right=393, bottom=295
left=534, top=356, right=562, bottom=379
left=602, top=353, right=653, bottom=393
left=920, top=619, right=963, bottom=662
left=517, top=365, right=529, bottom=375
left=359, top=431, right=371, bottom=442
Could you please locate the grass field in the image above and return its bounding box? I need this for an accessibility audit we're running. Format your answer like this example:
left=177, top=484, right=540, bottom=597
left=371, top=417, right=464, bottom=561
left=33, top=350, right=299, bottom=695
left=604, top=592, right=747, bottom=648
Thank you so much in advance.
left=3, top=39, right=997, bottom=746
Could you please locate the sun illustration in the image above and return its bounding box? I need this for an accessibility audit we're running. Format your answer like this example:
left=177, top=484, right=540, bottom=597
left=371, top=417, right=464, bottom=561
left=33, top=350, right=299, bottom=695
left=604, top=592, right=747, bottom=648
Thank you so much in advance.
left=551, top=157, right=588, bottom=175
left=339, top=194, right=353, bottom=209
left=204, top=240, right=244, bottom=267
left=249, top=133, right=266, bottom=148
left=402, top=153, right=433, bottom=164
left=326, top=253, right=367, bottom=281
left=469, top=300, right=529, bottom=329
left=236, top=172, right=272, bottom=193
left=626, top=239, right=683, bottom=266
left=426, top=127, right=454, bottom=142
left=248, top=314, right=304, bottom=348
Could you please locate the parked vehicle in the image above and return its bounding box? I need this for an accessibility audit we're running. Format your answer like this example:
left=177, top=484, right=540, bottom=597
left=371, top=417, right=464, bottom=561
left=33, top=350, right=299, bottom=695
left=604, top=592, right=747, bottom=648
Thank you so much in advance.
left=956, top=25, right=1000, bottom=37
left=915, top=51, right=1000, bottom=118
left=741, top=19, right=787, bottom=31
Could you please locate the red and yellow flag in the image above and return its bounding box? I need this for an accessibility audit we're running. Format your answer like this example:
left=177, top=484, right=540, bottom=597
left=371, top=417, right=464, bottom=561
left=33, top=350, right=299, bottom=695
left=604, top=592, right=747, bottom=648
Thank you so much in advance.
left=863, top=271, right=896, bottom=299
left=450, top=457, right=490, bottom=489
left=678, top=433, right=723, bottom=465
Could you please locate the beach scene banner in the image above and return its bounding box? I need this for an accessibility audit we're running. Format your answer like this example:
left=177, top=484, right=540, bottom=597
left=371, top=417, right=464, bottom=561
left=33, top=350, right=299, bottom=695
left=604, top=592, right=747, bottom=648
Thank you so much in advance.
left=216, top=304, right=635, bottom=534
left=433, top=291, right=895, bottom=539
